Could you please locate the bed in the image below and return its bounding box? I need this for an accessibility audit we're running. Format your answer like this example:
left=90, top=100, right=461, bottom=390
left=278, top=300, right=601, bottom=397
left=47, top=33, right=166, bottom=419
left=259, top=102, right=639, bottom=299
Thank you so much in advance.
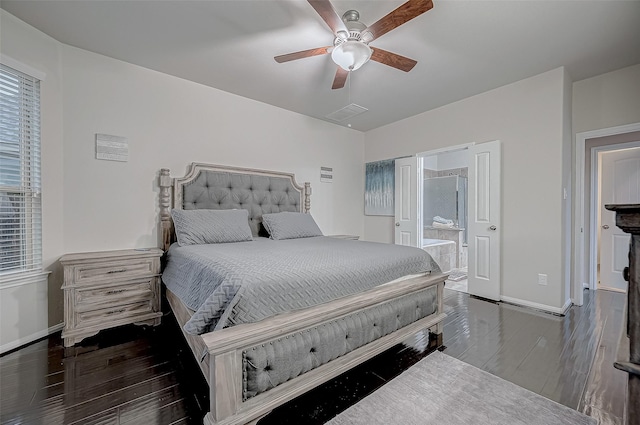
left=158, top=163, right=447, bottom=425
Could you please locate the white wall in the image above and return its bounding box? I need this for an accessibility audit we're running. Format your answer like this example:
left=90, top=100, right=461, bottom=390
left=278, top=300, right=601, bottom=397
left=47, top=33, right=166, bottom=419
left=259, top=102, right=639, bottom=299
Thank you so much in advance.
left=364, top=68, right=569, bottom=311
left=0, top=10, right=365, bottom=349
left=60, top=45, right=364, bottom=254
left=435, top=149, right=469, bottom=171
left=423, top=155, right=438, bottom=171
left=573, top=64, right=640, bottom=134
left=0, top=11, right=65, bottom=350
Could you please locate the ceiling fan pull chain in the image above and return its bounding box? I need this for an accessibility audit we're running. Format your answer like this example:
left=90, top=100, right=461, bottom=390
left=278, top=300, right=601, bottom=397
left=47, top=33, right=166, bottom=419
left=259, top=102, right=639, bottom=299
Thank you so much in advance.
left=347, top=71, right=351, bottom=105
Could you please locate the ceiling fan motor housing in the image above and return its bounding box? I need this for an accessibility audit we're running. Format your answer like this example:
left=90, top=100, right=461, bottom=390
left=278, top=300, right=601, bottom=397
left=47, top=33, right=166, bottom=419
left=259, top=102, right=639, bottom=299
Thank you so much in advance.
left=334, top=10, right=372, bottom=45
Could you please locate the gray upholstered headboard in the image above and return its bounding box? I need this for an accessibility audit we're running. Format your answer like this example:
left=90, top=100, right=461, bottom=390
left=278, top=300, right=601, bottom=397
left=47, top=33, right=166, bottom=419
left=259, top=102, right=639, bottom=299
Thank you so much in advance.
left=159, top=163, right=311, bottom=251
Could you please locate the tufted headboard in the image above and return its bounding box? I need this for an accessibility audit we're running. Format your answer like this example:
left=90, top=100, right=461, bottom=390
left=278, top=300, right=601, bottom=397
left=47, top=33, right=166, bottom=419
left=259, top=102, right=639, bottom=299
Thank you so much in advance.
left=159, top=163, right=311, bottom=251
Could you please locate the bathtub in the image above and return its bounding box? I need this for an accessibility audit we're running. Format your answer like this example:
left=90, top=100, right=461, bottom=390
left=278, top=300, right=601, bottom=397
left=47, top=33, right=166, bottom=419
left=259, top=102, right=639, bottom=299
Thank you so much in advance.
left=422, top=238, right=452, bottom=247
left=421, top=238, right=456, bottom=273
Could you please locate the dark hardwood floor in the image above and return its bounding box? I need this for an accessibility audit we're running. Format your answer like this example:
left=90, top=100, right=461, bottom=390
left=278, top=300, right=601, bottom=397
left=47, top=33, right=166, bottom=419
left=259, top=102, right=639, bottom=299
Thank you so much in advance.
left=442, top=288, right=627, bottom=424
left=0, top=288, right=626, bottom=424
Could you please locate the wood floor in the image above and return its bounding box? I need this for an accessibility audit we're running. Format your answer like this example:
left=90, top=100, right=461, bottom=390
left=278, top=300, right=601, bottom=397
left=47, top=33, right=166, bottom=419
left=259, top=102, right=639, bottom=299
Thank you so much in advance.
left=442, top=288, right=627, bottom=424
left=0, top=288, right=626, bottom=424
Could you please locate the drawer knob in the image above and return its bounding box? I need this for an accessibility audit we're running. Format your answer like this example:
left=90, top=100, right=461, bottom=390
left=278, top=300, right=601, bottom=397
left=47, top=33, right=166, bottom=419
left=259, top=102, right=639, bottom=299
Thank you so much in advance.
left=107, top=308, right=126, bottom=315
left=107, top=268, right=127, bottom=274
left=106, top=289, right=127, bottom=295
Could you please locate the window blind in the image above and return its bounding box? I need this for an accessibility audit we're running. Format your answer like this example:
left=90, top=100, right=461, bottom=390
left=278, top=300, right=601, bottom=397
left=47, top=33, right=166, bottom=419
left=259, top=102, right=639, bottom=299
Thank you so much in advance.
left=0, top=64, right=42, bottom=275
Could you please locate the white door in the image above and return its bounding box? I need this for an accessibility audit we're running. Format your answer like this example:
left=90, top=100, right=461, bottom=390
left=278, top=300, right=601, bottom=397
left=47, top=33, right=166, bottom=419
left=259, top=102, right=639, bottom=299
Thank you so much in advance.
left=394, top=156, right=423, bottom=247
left=599, top=147, right=640, bottom=291
left=467, top=140, right=501, bottom=300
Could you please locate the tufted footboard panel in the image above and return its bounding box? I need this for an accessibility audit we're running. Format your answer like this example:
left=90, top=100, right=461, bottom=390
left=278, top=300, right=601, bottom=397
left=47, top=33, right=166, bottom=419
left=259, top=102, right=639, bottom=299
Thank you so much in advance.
left=242, top=284, right=438, bottom=400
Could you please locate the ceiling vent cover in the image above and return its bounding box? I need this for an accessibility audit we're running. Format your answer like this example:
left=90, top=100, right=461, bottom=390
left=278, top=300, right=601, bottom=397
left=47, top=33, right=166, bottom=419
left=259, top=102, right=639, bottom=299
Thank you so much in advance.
left=325, top=103, right=368, bottom=122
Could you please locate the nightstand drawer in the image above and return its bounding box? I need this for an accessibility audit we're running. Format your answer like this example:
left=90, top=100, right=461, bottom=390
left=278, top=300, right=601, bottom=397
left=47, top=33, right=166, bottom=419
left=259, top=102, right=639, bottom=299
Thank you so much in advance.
left=76, top=278, right=155, bottom=308
left=73, top=258, right=157, bottom=285
left=61, top=248, right=163, bottom=347
left=76, top=300, right=154, bottom=326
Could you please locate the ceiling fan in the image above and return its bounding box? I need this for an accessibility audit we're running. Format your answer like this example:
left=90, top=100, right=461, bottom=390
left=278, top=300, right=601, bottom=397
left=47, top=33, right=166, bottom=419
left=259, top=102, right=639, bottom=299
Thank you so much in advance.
left=275, top=0, right=434, bottom=90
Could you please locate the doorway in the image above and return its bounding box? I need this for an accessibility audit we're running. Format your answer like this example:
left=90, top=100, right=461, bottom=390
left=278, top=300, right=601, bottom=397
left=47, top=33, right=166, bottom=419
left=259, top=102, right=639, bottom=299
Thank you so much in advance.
left=574, top=122, right=640, bottom=306
left=421, top=149, right=470, bottom=293
left=395, top=141, right=502, bottom=300
left=594, top=144, right=640, bottom=292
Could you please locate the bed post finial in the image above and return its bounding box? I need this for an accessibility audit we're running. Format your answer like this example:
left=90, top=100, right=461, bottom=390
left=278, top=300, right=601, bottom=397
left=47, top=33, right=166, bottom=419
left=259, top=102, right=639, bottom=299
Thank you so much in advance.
left=304, top=182, right=311, bottom=213
left=159, top=168, right=172, bottom=251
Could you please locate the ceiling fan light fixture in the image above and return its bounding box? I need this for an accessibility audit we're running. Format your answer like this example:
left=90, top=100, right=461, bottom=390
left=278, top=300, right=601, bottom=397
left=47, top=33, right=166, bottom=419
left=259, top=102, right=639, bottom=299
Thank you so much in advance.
left=331, top=40, right=372, bottom=71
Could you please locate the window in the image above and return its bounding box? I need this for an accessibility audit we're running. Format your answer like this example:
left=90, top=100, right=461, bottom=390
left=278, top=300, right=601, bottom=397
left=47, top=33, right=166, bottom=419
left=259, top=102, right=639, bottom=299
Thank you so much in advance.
left=0, top=64, right=42, bottom=275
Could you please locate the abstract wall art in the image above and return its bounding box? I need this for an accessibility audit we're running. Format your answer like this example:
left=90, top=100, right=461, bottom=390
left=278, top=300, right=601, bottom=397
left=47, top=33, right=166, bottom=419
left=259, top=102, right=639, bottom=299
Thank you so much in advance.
left=365, top=159, right=396, bottom=216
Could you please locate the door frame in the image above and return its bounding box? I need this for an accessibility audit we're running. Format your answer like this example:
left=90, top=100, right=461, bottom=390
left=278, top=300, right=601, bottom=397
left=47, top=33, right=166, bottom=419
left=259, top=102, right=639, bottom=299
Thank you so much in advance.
left=394, top=156, right=424, bottom=247
left=574, top=122, right=640, bottom=306
left=417, top=143, right=475, bottom=159
left=590, top=141, right=640, bottom=291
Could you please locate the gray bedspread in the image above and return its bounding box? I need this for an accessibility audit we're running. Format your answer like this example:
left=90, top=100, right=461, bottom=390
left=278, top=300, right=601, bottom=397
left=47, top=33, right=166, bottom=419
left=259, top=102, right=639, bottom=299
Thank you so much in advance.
left=162, top=236, right=440, bottom=334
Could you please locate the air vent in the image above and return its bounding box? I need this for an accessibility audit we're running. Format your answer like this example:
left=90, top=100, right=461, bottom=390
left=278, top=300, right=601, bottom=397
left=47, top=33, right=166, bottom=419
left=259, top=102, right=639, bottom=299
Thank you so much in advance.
left=325, top=103, right=368, bottom=122
left=320, top=166, right=333, bottom=183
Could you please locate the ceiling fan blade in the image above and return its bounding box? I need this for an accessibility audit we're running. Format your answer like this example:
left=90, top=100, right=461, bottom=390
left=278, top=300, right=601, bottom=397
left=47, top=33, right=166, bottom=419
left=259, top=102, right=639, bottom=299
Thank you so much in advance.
left=370, top=48, right=417, bottom=72
left=332, top=67, right=348, bottom=90
left=363, top=0, right=433, bottom=42
left=308, top=0, right=348, bottom=35
left=274, top=46, right=332, bottom=63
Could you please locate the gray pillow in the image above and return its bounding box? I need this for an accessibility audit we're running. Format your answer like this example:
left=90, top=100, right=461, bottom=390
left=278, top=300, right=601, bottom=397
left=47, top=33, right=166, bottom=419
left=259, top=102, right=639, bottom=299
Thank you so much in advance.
left=262, top=212, right=323, bottom=240
left=171, top=209, right=253, bottom=246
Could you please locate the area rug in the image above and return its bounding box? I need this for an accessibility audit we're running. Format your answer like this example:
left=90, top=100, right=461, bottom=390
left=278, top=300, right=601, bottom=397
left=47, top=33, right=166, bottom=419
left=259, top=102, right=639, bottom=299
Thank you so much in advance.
left=325, top=351, right=596, bottom=425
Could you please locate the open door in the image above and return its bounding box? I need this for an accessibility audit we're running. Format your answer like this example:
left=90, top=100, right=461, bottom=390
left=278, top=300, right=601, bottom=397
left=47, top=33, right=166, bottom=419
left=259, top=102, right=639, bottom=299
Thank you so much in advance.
left=599, top=147, right=640, bottom=291
left=467, top=140, right=501, bottom=301
left=394, top=156, right=423, bottom=247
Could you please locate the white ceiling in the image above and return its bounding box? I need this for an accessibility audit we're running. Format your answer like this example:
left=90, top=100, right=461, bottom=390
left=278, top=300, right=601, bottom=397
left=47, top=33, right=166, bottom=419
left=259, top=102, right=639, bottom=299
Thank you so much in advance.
left=2, top=0, right=640, bottom=131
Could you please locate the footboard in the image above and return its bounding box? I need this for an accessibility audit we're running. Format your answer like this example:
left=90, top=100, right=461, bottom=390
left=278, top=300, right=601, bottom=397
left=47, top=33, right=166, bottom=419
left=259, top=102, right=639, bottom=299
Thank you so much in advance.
left=200, top=272, right=446, bottom=425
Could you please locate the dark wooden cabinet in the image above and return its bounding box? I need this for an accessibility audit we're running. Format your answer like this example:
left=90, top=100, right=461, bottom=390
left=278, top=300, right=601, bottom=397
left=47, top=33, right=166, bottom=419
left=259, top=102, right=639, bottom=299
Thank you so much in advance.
left=606, top=204, right=640, bottom=425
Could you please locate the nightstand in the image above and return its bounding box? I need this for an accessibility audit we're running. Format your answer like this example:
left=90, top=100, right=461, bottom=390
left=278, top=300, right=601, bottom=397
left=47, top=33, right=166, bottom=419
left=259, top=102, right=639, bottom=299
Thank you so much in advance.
left=327, top=234, right=360, bottom=240
left=60, top=248, right=163, bottom=347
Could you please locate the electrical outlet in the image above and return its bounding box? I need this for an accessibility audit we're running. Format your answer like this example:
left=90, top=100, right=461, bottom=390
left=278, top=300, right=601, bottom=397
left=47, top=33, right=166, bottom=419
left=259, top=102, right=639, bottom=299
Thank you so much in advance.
left=538, top=273, right=548, bottom=286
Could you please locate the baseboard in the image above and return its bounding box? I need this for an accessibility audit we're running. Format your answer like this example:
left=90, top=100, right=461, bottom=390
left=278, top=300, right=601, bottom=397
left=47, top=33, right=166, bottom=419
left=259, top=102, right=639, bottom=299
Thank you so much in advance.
left=0, top=323, right=64, bottom=355
left=597, top=285, right=626, bottom=294
left=500, top=296, right=572, bottom=316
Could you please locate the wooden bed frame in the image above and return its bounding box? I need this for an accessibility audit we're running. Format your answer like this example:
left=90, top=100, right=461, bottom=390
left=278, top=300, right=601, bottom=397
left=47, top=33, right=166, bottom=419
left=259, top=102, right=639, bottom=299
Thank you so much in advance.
left=158, top=163, right=447, bottom=425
